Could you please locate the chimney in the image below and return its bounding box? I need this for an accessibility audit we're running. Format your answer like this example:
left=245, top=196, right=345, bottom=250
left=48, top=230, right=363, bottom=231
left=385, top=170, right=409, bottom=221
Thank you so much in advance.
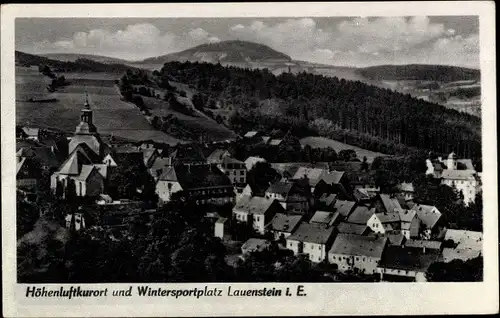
left=187, top=164, right=191, bottom=173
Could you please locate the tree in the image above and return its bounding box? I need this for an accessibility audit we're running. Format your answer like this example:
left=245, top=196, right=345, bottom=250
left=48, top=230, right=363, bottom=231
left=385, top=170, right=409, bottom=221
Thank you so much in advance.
left=426, top=256, right=483, bottom=282
left=246, top=162, right=280, bottom=196
left=339, top=149, right=357, bottom=162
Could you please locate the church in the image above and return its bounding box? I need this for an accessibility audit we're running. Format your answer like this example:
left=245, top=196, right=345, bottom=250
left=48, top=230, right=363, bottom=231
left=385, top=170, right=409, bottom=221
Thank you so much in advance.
left=50, top=94, right=109, bottom=198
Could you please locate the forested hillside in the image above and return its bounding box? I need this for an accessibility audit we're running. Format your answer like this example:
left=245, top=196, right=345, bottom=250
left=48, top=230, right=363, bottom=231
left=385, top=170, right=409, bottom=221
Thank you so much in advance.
left=357, top=64, right=480, bottom=82
left=157, top=61, right=481, bottom=163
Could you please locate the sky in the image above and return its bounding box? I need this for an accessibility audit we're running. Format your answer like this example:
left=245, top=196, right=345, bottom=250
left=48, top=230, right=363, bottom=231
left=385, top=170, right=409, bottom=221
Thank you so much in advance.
left=15, top=16, right=480, bottom=68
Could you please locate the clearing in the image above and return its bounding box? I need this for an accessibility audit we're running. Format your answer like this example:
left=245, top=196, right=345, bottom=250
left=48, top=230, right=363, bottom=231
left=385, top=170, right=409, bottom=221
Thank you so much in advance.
left=299, top=136, right=387, bottom=163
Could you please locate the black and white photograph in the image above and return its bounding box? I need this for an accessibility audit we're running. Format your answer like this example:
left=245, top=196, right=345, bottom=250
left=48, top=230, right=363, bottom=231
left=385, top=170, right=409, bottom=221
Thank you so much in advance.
left=2, top=2, right=498, bottom=317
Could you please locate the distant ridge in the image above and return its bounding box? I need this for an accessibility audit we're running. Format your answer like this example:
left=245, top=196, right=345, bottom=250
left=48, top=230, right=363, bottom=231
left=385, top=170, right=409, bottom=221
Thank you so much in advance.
left=357, top=64, right=480, bottom=82
left=136, top=40, right=292, bottom=64
left=42, top=53, right=131, bottom=65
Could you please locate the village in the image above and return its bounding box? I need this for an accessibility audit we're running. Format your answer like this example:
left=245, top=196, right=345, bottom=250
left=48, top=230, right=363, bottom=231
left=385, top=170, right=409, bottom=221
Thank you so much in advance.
left=16, top=93, right=483, bottom=283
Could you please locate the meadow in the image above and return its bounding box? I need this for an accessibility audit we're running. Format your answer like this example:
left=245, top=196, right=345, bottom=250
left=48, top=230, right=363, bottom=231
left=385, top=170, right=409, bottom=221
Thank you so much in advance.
left=299, top=136, right=387, bottom=163
left=16, top=67, right=182, bottom=145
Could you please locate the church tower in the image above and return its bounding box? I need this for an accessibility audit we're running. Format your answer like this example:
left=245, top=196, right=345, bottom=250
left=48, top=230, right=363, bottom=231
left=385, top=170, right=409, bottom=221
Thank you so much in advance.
left=75, top=92, right=98, bottom=135
left=68, top=92, right=103, bottom=158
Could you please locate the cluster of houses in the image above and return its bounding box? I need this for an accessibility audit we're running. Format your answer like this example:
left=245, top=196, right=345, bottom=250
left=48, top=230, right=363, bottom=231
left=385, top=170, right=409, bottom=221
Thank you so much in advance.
left=16, top=94, right=482, bottom=282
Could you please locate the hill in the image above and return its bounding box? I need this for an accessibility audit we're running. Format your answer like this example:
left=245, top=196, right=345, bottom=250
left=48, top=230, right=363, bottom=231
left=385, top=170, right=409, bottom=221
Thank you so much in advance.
left=155, top=61, right=481, bottom=163
left=42, top=53, right=131, bottom=65
left=137, top=40, right=292, bottom=64
left=356, top=64, right=480, bottom=82
left=15, top=51, right=138, bottom=73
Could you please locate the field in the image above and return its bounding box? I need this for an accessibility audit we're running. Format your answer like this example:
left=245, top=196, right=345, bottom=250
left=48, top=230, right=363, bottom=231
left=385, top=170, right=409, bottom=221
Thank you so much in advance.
left=299, top=136, right=387, bottom=163
left=142, top=96, right=237, bottom=142
left=16, top=67, right=182, bottom=145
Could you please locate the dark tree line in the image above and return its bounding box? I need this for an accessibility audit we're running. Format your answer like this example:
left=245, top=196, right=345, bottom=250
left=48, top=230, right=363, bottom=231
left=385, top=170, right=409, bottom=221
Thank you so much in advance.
left=155, top=61, right=481, bottom=162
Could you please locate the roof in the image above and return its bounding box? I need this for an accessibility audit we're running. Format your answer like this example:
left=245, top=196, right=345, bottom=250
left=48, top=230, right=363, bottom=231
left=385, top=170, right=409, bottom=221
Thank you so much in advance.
left=266, top=181, right=294, bottom=197
left=333, top=200, right=356, bottom=217
left=353, top=188, right=372, bottom=201
left=269, top=139, right=283, bottom=146
left=441, top=248, right=481, bottom=263
left=17, top=157, right=27, bottom=175
left=399, top=182, right=415, bottom=193
left=397, top=209, right=417, bottom=223
left=241, top=238, right=270, bottom=253
left=376, top=212, right=400, bottom=224
left=329, top=161, right=363, bottom=172
left=221, top=156, right=245, bottom=166
left=386, top=233, right=405, bottom=246
left=379, top=194, right=402, bottom=213
left=158, top=164, right=232, bottom=189
left=287, top=222, right=335, bottom=244
left=321, top=171, right=345, bottom=185
left=206, top=149, right=230, bottom=163
left=244, top=156, right=266, bottom=170
left=456, top=159, right=475, bottom=170
left=441, top=169, right=476, bottom=181
left=319, top=193, right=337, bottom=207
left=16, top=146, right=60, bottom=168
left=347, top=206, right=375, bottom=224
left=57, top=147, right=93, bottom=175
left=270, top=213, right=303, bottom=233
left=169, top=146, right=206, bottom=163
left=405, top=240, right=441, bottom=250
left=337, top=222, right=368, bottom=235
left=110, top=151, right=146, bottom=168
left=444, top=229, right=482, bottom=250
left=310, top=211, right=340, bottom=226
left=378, top=245, right=440, bottom=272
left=244, top=131, right=259, bottom=138
left=292, top=167, right=325, bottom=187
left=262, top=136, right=271, bottom=144
left=149, top=157, right=172, bottom=175
left=74, top=164, right=98, bottom=181
left=22, top=127, right=40, bottom=137
left=92, top=164, right=108, bottom=178
left=216, top=217, right=228, bottom=224
left=329, top=233, right=387, bottom=258
left=234, top=195, right=280, bottom=215
left=413, top=204, right=441, bottom=229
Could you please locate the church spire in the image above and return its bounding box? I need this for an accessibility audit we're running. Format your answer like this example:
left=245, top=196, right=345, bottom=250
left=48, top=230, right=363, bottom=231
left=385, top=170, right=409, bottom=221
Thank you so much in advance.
left=84, top=91, right=90, bottom=109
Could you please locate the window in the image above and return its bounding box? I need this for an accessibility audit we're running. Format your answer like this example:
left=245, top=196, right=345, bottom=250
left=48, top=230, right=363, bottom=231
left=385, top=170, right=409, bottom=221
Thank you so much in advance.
left=240, top=171, right=244, bottom=175
left=332, top=256, right=336, bottom=260
left=240, top=177, right=244, bottom=183
left=356, top=257, right=359, bottom=261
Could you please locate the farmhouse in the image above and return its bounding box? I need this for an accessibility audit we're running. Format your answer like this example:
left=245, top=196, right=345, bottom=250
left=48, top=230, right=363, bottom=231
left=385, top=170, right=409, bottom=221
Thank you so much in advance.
left=286, top=222, right=336, bottom=263
left=232, top=195, right=284, bottom=234
left=328, top=234, right=387, bottom=274
left=155, top=163, right=234, bottom=205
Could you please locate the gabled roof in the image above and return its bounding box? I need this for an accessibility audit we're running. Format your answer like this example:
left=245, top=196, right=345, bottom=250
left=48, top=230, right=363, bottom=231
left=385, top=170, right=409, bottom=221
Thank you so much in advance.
left=241, top=238, right=270, bottom=253
left=244, top=156, right=267, bottom=170
left=441, top=169, right=476, bottom=181
left=310, top=211, right=340, bottom=226
left=379, top=194, right=402, bottom=213
left=74, top=165, right=98, bottom=181
left=22, top=127, right=40, bottom=137
left=17, top=157, right=27, bottom=175
left=405, top=239, right=441, bottom=250
left=234, top=195, right=281, bottom=215
left=270, top=213, right=303, bottom=233
left=413, top=204, right=441, bottom=229
left=386, top=233, right=405, bottom=246
left=169, top=145, right=206, bottom=163
left=287, top=222, right=335, bottom=244
left=336, top=222, right=368, bottom=235
left=334, top=200, right=356, bottom=217
left=444, top=229, right=482, bottom=250
left=158, top=164, right=232, bottom=189
left=266, top=181, right=294, bottom=197
left=441, top=248, right=481, bottom=263
left=329, top=233, right=387, bottom=258
left=397, top=208, right=417, bottom=223
left=321, top=171, right=345, bottom=185
left=398, top=182, right=415, bottom=193
left=375, top=212, right=400, bottom=224
left=109, top=151, right=145, bottom=168
left=206, top=149, right=231, bottom=163
left=292, top=167, right=325, bottom=187
left=269, top=139, right=283, bottom=146
left=347, top=206, right=375, bottom=225
left=16, top=146, right=60, bottom=168
left=262, top=136, right=271, bottom=144
left=319, top=193, right=337, bottom=207
left=57, top=147, right=93, bottom=175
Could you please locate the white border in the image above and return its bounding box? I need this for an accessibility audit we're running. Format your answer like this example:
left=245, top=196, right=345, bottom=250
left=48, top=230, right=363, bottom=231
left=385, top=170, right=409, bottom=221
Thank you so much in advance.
left=2, top=2, right=498, bottom=317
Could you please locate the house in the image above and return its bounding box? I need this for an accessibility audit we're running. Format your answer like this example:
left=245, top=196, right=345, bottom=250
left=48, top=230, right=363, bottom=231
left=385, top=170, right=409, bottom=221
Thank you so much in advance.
left=155, top=163, right=234, bottom=205
left=353, top=188, right=377, bottom=203
left=425, top=158, right=446, bottom=178
left=404, top=239, right=442, bottom=252
left=397, top=182, right=415, bottom=201
left=261, top=136, right=271, bottom=144
left=309, top=211, right=340, bottom=227
left=337, top=222, right=369, bottom=236
left=168, top=145, right=206, bottom=165
left=269, top=139, right=283, bottom=147
left=206, top=149, right=231, bottom=164
left=218, top=156, right=247, bottom=188
left=412, top=204, right=442, bottom=239
left=346, top=206, right=376, bottom=225
left=333, top=200, right=356, bottom=218
left=22, top=127, right=40, bottom=141
left=243, top=131, right=260, bottom=139
left=232, top=195, right=284, bottom=234
left=317, top=193, right=338, bottom=210
left=148, top=157, right=173, bottom=180
left=328, top=234, right=388, bottom=274
left=292, top=167, right=326, bottom=193
left=286, top=222, right=336, bottom=263
left=241, top=238, right=271, bottom=255
left=265, top=180, right=311, bottom=215
left=244, top=156, right=267, bottom=171
left=367, top=209, right=419, bottom=239
left=376, top=245, right=441, bottom=282
left=375, top=194, right=402, bottom=214
left=214, top=217, right=228, bottom=239
left=441, top=229, right=482, bottom=263
left=270, top=213, right=303, bottom=241
left=16, top=157, right=38, bottom=190
left=16, top=146, right=61, bottom=171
